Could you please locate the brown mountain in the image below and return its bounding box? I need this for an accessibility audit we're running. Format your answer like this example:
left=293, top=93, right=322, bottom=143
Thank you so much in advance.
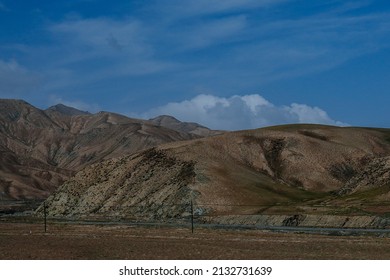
left=149, top=115, right=223, bottom=137
left=42, top=124, right=390, bottom=222
left=45, top=104, right=91, bottom=116
left=0, top=99, right=199, bottom=200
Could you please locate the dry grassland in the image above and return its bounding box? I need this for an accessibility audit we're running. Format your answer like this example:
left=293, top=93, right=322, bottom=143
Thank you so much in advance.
left=1, top=222, right=390, bottom=260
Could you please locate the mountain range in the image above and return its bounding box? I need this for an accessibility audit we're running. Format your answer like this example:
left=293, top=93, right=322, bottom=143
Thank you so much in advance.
left=1, top=99, right=390, bottom=223
left=42, top=124, right=390, bottom=221
left=0, top=99, right=215, bottom=200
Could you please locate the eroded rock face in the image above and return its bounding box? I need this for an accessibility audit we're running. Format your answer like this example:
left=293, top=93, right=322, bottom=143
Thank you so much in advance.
left=38, top=148, right=197, bottom=219
left=339, top=156, right=390, bottom=195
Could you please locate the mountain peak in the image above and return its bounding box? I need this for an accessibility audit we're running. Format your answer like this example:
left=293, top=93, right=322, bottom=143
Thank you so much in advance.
left=149, top=115, right=221, bottom=137
left=149, top=115, right=181, bottom=125
left=46, top=104, right=91, bottom=116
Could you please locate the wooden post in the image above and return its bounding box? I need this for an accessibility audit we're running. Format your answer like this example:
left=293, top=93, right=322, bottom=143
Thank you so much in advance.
left=190, top=200, right=194, bottom=234
left=44, top=202, right=47, bottom=233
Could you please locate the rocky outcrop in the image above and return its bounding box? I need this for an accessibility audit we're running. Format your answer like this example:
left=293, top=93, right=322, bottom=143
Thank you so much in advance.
left=339, top=156, right=390, bottom=195
left=37, top=148, right=197, bottom=219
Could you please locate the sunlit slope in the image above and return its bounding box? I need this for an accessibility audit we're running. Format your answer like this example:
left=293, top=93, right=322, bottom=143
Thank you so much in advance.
left=42, top=124, right=390, bottom=217
left=0, top=99, right=198, bottom=199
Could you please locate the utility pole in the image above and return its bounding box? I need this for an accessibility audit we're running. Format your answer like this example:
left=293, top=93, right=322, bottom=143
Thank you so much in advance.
left=190, top=200, right=194, bottom=234
left=44, top=202, right=47, bottom=233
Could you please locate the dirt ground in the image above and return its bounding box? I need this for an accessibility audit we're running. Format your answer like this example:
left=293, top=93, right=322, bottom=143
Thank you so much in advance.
left=1, top=221, right=390, bottom=259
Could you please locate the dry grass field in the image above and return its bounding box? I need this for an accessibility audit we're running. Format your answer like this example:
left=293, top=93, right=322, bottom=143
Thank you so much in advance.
left=1, top=221, right=390, bottom=260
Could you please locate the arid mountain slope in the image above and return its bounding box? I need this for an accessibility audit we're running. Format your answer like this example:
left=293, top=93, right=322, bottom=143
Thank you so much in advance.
left=46, top=104, right=91, bottom=116
left=149, top=115, right=223, bottom=137
left=43, top=125, right=390, bottom=219
left=0, top=99, right=198, bottom=199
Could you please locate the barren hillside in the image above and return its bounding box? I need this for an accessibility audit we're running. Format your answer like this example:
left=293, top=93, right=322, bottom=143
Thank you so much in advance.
left=42, top=124, right=390, bottom=220
left=0, top=99, right=199, bottom=199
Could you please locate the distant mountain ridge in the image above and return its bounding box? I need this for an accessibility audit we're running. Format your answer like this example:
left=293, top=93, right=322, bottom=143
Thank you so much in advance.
left=149, top=115, right=223, bottom=137
left=0, top=99, right=214, bottom=200
left=45, top=104, right=91, bottom=116
left=3, top=96, right=390, bottom=225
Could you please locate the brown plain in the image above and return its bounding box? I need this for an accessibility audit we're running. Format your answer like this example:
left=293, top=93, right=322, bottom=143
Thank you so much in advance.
left=1, top=222, right=390, bottom=260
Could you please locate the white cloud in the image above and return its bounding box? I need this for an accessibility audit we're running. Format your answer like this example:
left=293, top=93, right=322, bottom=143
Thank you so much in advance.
left=2, top=0, right=389, bottom=120
left=142, top=94, right=348, bottom=130
left=287, top=103, right=334, bottom=124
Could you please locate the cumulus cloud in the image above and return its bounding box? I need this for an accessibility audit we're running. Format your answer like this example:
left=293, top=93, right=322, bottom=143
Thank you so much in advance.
left=142, top=94, right=348, bottom=130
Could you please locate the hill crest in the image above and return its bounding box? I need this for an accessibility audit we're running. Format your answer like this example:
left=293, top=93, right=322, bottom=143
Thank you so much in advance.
left=149, top=115, right=223, bottom=137
left=45, top=104, right=91, bottom=116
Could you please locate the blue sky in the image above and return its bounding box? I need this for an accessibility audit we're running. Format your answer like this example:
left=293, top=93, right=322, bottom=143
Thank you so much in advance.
left=0, top=0, right=389, bottom=130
